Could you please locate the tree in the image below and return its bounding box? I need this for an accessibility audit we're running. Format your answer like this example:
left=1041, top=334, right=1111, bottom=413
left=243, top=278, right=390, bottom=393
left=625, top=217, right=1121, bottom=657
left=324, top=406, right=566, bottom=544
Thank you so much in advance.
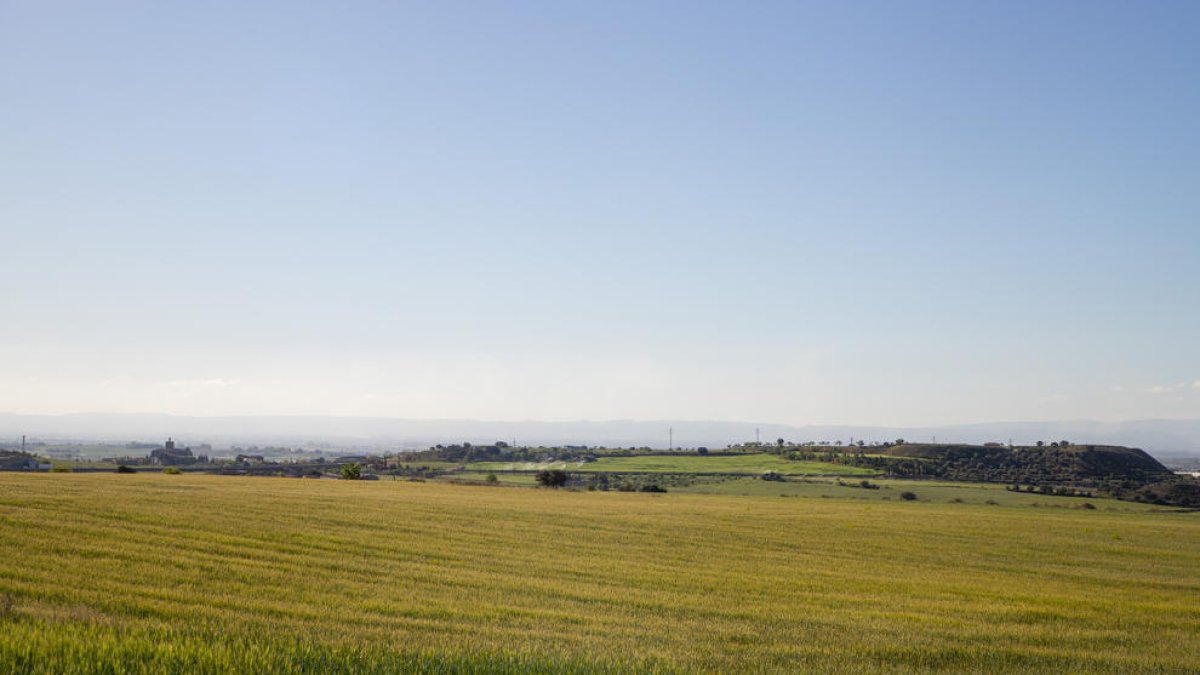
left=535, top=469, right=569, bottom=487
left=341, top=463, right=362, bottom=480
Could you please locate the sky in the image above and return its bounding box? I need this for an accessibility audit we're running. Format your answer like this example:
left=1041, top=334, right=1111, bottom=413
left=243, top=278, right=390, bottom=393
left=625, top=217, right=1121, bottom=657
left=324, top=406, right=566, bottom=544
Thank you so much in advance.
left=2, top=1, right=1199, bottom=426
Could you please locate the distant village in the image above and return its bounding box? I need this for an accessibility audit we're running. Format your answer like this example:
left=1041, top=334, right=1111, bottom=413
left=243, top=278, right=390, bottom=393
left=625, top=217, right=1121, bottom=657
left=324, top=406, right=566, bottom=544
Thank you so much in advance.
left=2, top=437, right=620, bottom=480
left=0, top=436, right=385, bottom=478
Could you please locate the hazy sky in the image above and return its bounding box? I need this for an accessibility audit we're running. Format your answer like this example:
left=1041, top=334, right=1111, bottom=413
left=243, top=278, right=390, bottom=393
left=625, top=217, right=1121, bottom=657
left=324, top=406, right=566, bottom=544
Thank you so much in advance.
left=2, top=1, right=1199, bottom=426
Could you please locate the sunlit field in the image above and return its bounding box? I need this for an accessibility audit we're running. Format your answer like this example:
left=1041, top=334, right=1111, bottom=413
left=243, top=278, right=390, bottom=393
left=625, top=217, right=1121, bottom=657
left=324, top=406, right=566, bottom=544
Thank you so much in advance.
left=1, top=473, right=1197, bottom=673
left=471, top=452, right=876, bottom=475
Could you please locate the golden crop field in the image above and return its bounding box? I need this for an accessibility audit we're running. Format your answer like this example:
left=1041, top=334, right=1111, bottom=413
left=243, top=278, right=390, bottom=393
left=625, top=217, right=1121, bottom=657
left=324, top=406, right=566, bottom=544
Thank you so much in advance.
left=1, top=473, right=1198, bottom=673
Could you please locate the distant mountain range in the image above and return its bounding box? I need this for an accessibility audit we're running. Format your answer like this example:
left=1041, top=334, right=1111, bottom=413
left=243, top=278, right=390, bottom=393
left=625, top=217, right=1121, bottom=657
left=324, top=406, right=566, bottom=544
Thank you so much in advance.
left=2, top=413, right=1200, bottom=458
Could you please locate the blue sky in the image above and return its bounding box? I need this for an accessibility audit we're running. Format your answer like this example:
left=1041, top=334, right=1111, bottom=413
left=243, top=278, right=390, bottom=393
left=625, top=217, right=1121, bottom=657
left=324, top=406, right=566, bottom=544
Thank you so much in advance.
left=2, top=1, right=1198, bottom=425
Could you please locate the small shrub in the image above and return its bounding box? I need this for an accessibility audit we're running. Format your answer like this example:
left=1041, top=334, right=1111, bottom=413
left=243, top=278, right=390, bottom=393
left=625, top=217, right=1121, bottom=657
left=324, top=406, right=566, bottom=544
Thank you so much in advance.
left=1078, top=502, right=1096, bottom=510
left=51, top=465, right=72, bottom=473
left=341, top=463, right=362, bottom=480
left=116, top=465, right=137, bottom=474
left=859, top=480, right=879, bottom=490
left=899, top=491, right=917, bottom=501
left=485, top=473, right=498, bottom=484
left=638, top=484, right=667, bottom=493
left=163, top=467, right=182, bottom=475
left=761, top=471, right=784, bottom=482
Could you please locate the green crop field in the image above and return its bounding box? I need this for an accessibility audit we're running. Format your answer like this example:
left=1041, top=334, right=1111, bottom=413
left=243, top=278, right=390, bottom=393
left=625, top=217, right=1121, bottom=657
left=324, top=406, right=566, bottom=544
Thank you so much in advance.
left=673, top=476, right=1163, bottom=509
left=471, top=452, right=877, bottom=475
left=1, top=474, right=1198, bottom=673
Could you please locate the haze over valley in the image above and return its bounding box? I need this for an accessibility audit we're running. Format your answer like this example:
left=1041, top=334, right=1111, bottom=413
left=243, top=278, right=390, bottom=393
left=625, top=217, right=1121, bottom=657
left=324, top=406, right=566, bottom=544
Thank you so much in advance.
left=5, top=412, right=1200, bottom=459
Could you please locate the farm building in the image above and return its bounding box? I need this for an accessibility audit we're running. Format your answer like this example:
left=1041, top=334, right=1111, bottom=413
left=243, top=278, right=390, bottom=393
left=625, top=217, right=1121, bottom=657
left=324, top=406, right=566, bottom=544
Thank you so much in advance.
left=0, top=454, right=51, bottom=471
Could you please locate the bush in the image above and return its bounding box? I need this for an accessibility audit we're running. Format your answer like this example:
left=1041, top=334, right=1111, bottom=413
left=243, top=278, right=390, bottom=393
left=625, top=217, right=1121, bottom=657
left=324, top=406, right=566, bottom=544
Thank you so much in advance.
left=341, top=463, right=362, bottom=480
left=485, top=473, right=498, bottom=484
left=162, top=467, right=182, bottom=475
left=535, top=470, right=569, bottom=488
left=116, top=465, right=137, bottom=474
left=638, top=484, right=667, bottom=493
left=900, top=491, right=918, bottom=501
left=761, top=471, right=784, bottom=482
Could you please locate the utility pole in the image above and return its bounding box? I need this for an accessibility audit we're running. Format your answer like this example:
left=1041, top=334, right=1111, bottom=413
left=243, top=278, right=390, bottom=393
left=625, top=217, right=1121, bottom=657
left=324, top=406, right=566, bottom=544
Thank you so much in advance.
left=669, top=428, right=673, bottom=451
left=21, top=435, right=26, bottom=454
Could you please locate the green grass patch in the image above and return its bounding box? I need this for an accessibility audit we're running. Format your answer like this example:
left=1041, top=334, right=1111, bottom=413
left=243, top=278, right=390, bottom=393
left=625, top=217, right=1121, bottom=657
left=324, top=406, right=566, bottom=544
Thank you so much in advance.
left=448, top=471, right=540, bottom=486
left=472, top=452, right=876, bottom=475
left=674, top=476, right=1160, bottom=510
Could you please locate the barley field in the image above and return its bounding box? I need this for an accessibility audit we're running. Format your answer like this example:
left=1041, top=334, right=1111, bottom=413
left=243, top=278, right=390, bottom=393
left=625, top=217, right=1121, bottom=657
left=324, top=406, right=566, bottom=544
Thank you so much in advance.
left=0, top=473, right=1197, bottom=673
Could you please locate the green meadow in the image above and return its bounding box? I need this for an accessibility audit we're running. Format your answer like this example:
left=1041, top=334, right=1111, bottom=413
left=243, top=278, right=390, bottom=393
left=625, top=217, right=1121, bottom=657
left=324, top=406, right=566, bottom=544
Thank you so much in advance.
left=471, top=452, right=876, bottom=475
left=672, top=476, right=1162, bottom=508
left=1, top=473, right=1197, bottom=673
